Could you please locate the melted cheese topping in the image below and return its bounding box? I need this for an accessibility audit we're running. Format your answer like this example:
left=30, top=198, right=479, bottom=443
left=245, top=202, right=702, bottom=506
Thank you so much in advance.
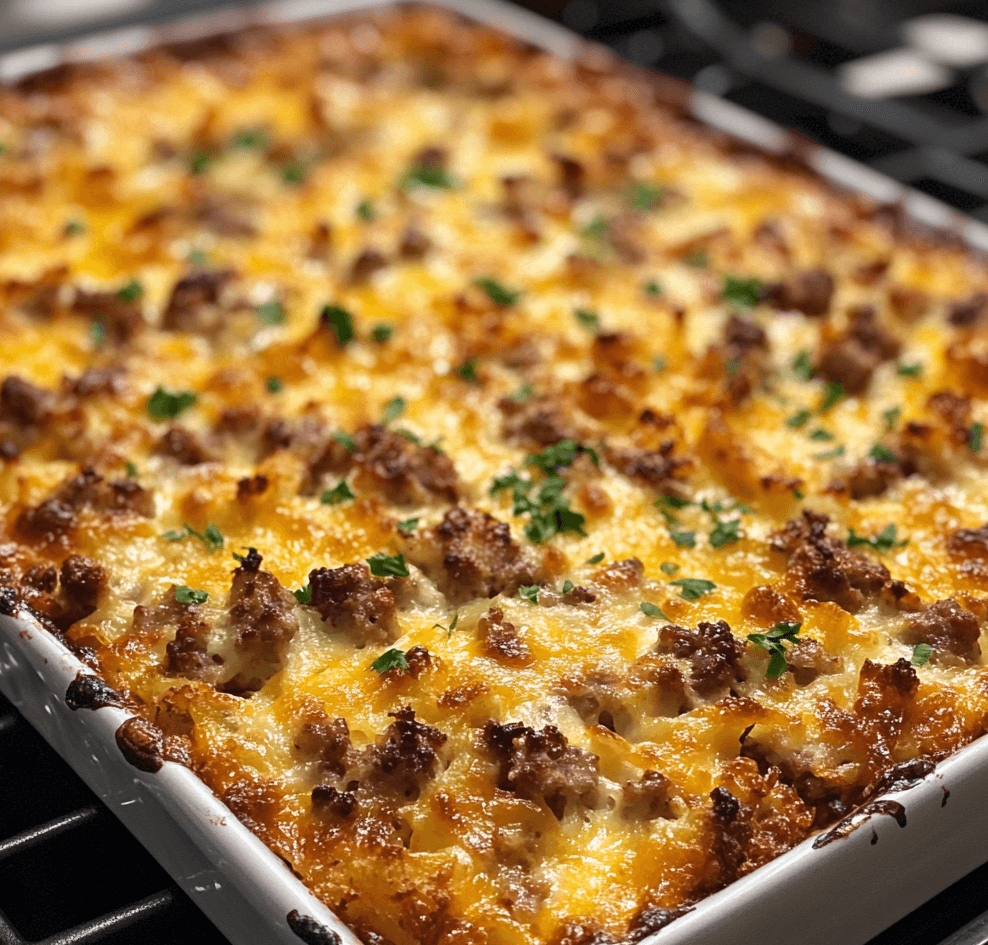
left=2, top=9, right=988, bottom=945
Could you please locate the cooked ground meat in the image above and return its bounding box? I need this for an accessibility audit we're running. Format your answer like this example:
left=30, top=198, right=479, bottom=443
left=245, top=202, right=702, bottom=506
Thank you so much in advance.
left=311, top=784, right=358, bottom=819
left=1, top=375, right=54, bottom=427
left=855, top=658, right=918, bottom=779
left=477, top=606, right=533, bottom=666
left=621, top=770, right=674, bottom=821
left=499, top=394, right=580, bottom=447
left=830, top=459, right=902, bottom=499
left=605, top=443, right=690, bottom=492
left=294, top=710, right=353, bottom=776
left=403, top=507, right=545, bottom=606
left=948, top=292, right=988, bottom=327
left=770, top=510, right=891, bottom=613
left=947, top=522, right=988, bottom=560
left=71, top=289, right=143, bottom=343
left=659, top=620, right=746, bottom=697
left=902, top=599, right=981, bottom=662
left=764, top=268, right=834, bottom=317
left=357, top=706, right=447, bottom=801
left=57, top=554, right=106, bottom=629
left=155, top=425, right=215, bottom=465
left=349, top=248, right=388, bottom=284
left=398, top=225, right=431, bottom=260
left=785, top=639, right=841, bottom=686
left=220, top=550, right=299, bottom=693
left=927, top=390, right=972, bottom=443
left=817, top=305, right=901, bottom=395
left=483, top=720, right=599, bottom=818
left=308, top=562, right=399, bottom=647
left=698, top=787, right=751, bottom=894
left=160, top=269, right=234, bottom=332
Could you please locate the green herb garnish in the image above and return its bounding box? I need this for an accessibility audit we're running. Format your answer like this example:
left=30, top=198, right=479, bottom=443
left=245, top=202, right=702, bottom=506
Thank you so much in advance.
left=819, top=381, right=844, bottom=413
left=518, top=584, right=539, bottom=604
left=456, top=358, right=478, bottom=381
left=509, top=383, right=534, bottom=402
left=847, top=524, right=908, bottom=554
left=747, top=621, right=802, bottom=679
left=90, top=321, right=106, bottom=347
left=367, top=552, right=409, bottom=578
left=381, top=396, right=405, bottom=426
left=124, top=461, right=139, bottom=478
left=644, top=280, right=663, bottom=296
left=709, top=519, right=741, bottom=548
left=911, top=643, right=933, bottom=667
left=882, top=407, right=901, bottom=432
left=586, top=552, right=605, bottom=564
left=660, top=562, right=679, bottom=576
left=791, top=350, right=813, bottom=382
left=815, top=445, right=845, bottom=460
left=333, top=431, right=356, bottom=451
left=321, top=481, right=355, bottom=505
left=722, top=275, right=763, bottom=308
left=669, top=577, right=716, bottom=600
left=64, top=220, right=86, bottom=236
left=147, top=387, right=196, bottom=421
left=653, top=356, right=668, bottom=373
left=640, top=601, right=671, bottom=620
left=294, top=585, right=312, bottom=604
left=371, top=323, right=393, bottom=342
left=629, top=182, right=663, bottom=210
left=970, top=422, right=984, bottom=452
left=175, top=586, right=208, bottom=605
left=684, top=250, right=708, bottom=268
left=562, top=579, right=574, bottom=594
left=401, top=165, right=456, bottom=190
left=117, top=279, right=144, bottom=302
left=868, top=443, right=898, bottom=464
left=786, top=409, right=811, bottom=429
left=256, top=300, right=285, bottom=324
left=371, top=648, right=408, bottom=673
left=320, top=304, right=354, bottom=346
left=397, top=517, right=419, bottom=534
left=281, top=160, right=307, bottom=185
left=474, top=277, right=520, bottom=306
left=897, top=361, right=923, bottom=378
left=574, top=309, right=600, bottom=332
left=162, top=522, right=224, bottom=553
left=189, top=149, right=212, bottom=175
left=356, top=199, right=375, bottom=221
left=809, top=428, right=834, bottom=441
left=266, top=377, right=283, bottom=394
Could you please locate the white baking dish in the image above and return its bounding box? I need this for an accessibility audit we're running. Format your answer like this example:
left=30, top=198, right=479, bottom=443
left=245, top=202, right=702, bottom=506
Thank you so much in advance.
left=2, top=2, right=988, bottom=943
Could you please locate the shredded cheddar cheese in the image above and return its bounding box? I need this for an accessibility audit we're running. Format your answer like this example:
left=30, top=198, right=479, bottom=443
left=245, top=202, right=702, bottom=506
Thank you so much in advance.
left=2, top=8, right=988, bottom=945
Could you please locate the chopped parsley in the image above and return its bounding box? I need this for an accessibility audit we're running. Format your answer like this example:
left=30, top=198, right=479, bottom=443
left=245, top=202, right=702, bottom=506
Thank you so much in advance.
left=629, top=182, right=663, bottom=210
left=162, top=522, right=224, bottom=553
left=397, top=517, right=419, bottom=534
left=653, top=356, right=668, bottom=373
left=671, top=530, right=696, bottom=548
left=333, top=431, right=356, bottom=451
left=401, top=165, right=456, bottom=190
left=281, top=160, right=308, bottom=185
left=684, top=250, right=708, bottom=268
left=371, top=648, right=408, bottom=674
left=518, top=584, right=540, bottom=604
left=189, top=149, right=212, bottom=175
left=117, top=279, right=144, bottom=302
left=321, top=481, right=355, bottom=505
left=971, top=422, right=984, bottom=452
left=911, top=642, right=933, bottom=667
left=490, top=469, right=586, bottom=544
left=509, top=384, right=534, bottom=403
left=815, top=445, right=846, bottom=460
left=231, top=128, right=266, bottom=149
left=786, top=409, right=811, bottom=429
left=660, top=562, right=679, bottom=576
left=175, top=586, right=208, bottom=605
left=809, top=428, right=834, bottom=441
left=882, top=407, right=901, bottom=432
left=294, top=585, right=312, bottom=604
left=64, top=220, right=86, bottom=236
left=819, top=381, right=844, bottom=413
left=474, top=277, right=520, bottom=306
left=256, top=300, right=285, bottom=324
left=574, top=308, right=600, bottom=332
left=657, top=495, right=692, bottom=510
left=580, top=214, right=608, bottom=239
left=791, top=350, right=813, bottom=382
left=709, top=519, right=741, bottom=548
left=124, top=461, right=139, bottom=478
left=381, top=396, right=405, bottom=426
left=320, top=304, right=354, bottom=346
left=747, top=621, right=802, bottom=679
left=367, top=552, right=409, bottom=578
left=640, top=601, right=671, bottom=620
left=721, top=275, right=763, bottom=308
left=586, top=552, right=605, bottom=564
left=725, top=357, right=740, bottom=376
left=147, top=387, right=196, bottom=421
left=187, top=248, right=210, bottom=268
left=456, top=358, right=478, bottom=382
left=644, top=280, right=663, bottom=296
left=266, top=376, right=283, bottom=394
left=356, top=199, right=375, bottom=221
left=669, top=577, right=716, bottom=600
left=847, top=524, right=908, bottom=554
left=562, top=580, right=574, bottom=594
left=897, top=361, right=923, bottom=378
left=525, top=439, right=597, bottom=473
left=89, top=321, right=106, bottom=347
left=868, top=443, right=899, bottom=464
left=371, top=323, right=394, bottom=342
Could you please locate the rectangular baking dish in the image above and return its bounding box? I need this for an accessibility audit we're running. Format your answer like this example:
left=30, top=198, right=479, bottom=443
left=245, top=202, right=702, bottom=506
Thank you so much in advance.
left=3, top=2, right=988, bottom=944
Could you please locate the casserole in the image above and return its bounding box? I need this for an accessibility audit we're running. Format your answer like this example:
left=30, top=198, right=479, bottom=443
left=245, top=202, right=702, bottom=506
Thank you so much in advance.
left=2, top=2, right=988, bottom=944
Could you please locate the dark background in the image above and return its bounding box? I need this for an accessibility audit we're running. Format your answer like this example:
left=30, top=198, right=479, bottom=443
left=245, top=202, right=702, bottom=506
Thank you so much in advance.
left=2, top=1, right=988, bottom=943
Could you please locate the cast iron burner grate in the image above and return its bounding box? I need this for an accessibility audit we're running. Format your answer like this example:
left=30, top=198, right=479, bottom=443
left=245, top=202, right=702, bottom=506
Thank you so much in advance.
left=3, top=2, right=988, bottom=944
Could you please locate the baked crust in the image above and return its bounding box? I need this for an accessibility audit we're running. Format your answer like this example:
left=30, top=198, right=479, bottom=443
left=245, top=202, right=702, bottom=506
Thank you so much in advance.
left=2, top=6, right=988, bottom=944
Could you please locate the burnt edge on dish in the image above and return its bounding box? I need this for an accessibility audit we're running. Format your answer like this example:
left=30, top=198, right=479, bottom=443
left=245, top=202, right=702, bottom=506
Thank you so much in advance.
left=287, top=909, right=344, bottom=945
left=65, top=670, right=123, bottom=711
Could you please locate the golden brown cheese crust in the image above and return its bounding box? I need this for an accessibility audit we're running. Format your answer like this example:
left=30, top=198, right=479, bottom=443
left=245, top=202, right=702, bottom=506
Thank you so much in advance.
left=3, top=7, right=988, bottom=944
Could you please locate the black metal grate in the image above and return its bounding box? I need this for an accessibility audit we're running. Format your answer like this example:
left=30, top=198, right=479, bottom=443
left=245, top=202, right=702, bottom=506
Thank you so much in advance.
left=0, top=689, right=229, bottom=945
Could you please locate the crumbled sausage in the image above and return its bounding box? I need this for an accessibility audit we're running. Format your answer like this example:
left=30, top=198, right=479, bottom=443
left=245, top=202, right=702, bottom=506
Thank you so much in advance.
left=483, top=720, right=599, bottom=818
left=855, top=659, right=918, bottom=776
left=621, top=770, right=674, bottom=821
left=358, top=706, right=447, bottom=801
left=785, top=639, right=841, bottom=686
left=1, top=375, right=54, bottom=427
left=295, top=712, right=353, bottom=776
left=311, top=784, right=358, bottom=819
left=948, top=292, right=987, bottom=327
left=57, top=554, right=106, bottom=629
left=499, top=394, right=580, bottom=447
left=902, top=599, right=980, bottom=662
left=764, top=269, right=834, bottom=317
left=478, top=606, right=532, bottom=666
left=947, top=522, right=988, bottom=561
left=221, top=551, right=299, bottom=692
left=71, top=290, right=143, bottom=343
left=403, top=507, right=545, bottom=605
left=163, top=603, right=219, bottom=681
left=830, top=459, right=902, bottom=499
left=67, top=367, right=125, bottom=398
left=606, top=443, right=690, bottom=491
left=770, top=510, right=890, bottom=613
left=155, top=426, right=214, bottom=465
left=700, top=786, right=750, bottom=892
left=927, top=390, right=972, bottom=443
left=552, top=153, right=585, bottom=199
left=353, top=425, right=458, bottom=505
left=659, top=621, right=746, bottom=697
left=308, top=563, right=399, bottom=647
left=817, top=305, right=901, bottom=395
left=349, top=249, right=388, bottom=284
left=160, top=269, right=234, bottom=332
left=399, top=225, right=430, bottom=260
